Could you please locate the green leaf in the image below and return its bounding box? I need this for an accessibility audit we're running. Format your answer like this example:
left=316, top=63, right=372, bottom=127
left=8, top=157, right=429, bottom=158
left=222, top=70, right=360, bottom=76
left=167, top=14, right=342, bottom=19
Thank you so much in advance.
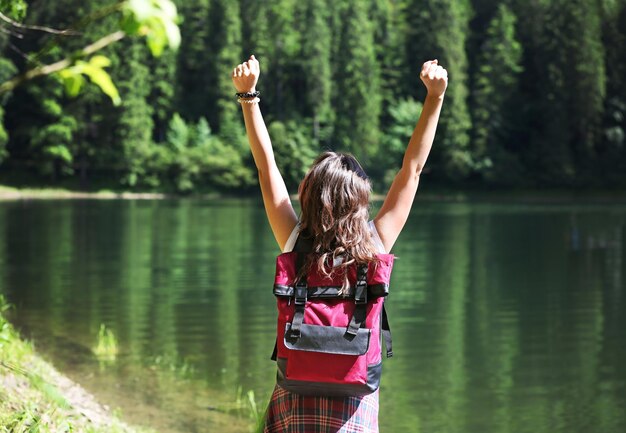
left=127, top=0, right=153, bottom=21
left=56, top=57, right=121, bottom=106
left=82, top=63, right=121, bottom=106
left=119, top=12, right=142, bottom=34
left=162, top=15, right=181, bottom=50
left=59, top=71, right=84, bottom=97
left=158, top=0, right=177, bottom=20
left=145, top=19, right=167, bottom=56
left=88, top=55, right=111, bottom=69
left=123, top=0, right=181, bottom=55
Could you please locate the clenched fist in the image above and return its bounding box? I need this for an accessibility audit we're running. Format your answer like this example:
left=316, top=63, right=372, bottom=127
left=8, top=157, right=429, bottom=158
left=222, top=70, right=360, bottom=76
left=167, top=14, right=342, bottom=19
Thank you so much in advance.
left=420, top=59, right=448, bottom=98
left=232, top=54, right=260, bottom=94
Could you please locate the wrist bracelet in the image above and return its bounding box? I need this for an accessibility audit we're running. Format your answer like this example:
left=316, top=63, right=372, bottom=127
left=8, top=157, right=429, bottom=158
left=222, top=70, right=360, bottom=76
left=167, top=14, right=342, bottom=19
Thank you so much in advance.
left=238, top=97, right=260, bottom=104
left=235, top=90, right=260, bottom=98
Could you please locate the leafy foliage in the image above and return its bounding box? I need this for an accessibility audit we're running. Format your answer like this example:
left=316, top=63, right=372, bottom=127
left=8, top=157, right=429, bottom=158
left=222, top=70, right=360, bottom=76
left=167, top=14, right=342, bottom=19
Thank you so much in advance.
left=268, top=119, right=318, bottom=191
left=0, top=0, right=27, bottom=19
left=59, top=55, right=121, bottom=105
left=1, top=0, right=626, bottom=191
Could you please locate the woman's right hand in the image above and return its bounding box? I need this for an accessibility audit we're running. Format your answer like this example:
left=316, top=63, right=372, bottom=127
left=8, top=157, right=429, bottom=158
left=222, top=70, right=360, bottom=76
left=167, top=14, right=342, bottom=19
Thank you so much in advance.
left=420, top=59, right=448, bottom=98
left=232, top=55, right=260, bottom=93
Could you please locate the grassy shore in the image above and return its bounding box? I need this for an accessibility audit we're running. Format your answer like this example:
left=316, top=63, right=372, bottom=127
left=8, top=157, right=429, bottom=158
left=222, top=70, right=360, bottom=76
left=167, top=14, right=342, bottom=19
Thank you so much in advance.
left=3, top=182, right=626, bottom=204
left=0, top=296, right=153, bottom=433
left=0, top=185, right=172, bottom=200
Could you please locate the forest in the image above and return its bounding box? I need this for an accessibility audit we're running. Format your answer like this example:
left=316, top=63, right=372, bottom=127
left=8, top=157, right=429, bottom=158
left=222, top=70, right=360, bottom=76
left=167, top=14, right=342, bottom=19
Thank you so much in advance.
left=0, top=0, right=625, bottom=194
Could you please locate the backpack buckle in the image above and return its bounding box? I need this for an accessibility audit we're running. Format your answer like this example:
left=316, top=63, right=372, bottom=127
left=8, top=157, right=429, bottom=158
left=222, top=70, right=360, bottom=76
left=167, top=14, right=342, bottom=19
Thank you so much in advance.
left=290, top=281, right=307, bottom=339
left=354, top=280, right=367, bottom=305
left=294, top=281, right=307, bottom=305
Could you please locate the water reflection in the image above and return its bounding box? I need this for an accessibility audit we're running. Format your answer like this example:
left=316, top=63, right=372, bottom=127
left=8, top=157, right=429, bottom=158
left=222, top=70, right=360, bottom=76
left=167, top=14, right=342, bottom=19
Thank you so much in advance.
left=0, top=198, right=625, bottom=433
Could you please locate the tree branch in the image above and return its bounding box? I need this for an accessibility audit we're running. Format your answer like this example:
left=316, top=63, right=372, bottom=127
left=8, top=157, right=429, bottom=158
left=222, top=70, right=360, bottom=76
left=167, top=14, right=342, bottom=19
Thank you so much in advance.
left=0, top=11, right=81, bottom=35
left=0, top=30, right=126, bottom=95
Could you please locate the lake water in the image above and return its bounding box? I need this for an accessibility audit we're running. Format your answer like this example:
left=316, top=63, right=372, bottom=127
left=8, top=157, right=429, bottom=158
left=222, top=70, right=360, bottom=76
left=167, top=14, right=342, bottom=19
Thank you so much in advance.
left=1, top=195, right=625, bottom=433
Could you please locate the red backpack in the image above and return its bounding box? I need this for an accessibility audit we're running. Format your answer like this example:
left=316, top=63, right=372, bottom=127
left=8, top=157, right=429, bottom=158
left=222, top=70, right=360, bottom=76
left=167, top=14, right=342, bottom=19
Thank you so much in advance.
left=271, top=233, right=394, bottom=397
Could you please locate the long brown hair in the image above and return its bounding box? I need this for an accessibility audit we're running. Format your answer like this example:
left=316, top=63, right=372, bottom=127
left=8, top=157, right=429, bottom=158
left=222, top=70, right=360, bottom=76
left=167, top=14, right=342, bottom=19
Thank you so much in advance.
left=297, top=152, right=379, bottom=293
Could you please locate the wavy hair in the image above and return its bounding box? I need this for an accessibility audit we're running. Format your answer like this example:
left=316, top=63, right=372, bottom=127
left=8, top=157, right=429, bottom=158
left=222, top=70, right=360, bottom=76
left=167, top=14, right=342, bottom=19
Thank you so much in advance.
left=297, top=152, right=379, bottom=293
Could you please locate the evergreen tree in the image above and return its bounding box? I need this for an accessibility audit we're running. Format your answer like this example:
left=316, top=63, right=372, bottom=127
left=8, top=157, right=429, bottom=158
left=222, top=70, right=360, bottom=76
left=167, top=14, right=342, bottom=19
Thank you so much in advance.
left=260, top=0, right=301, bottom=121
left=240, top=0, right=272, bottom=66
left=471, top=4, right=524, bottom=183
left=369, top=0, right=405, bottom=129
left=0, top=33, right=17, bottom=164
left=404, top=0, right=474, bottom=179
left=299, top=0, right=333, bottom=143
left=0, top=0, right=624, bottom=189
left=558, top=0, right=606, bottom=178
left=206, top=0, right=242, bottom=143
left=333, top=0, right=382, bottom=160
left=109, top=38, right=155, bottom=187
left=23, top=76, right=79, bottom=180
left=513, top=0, right=606, bottom=185
left=176, top=0, right=212, bottom=121
left=508, top=0, right=567, bottom=184
left=599, top=0, right=626, bottom=182
left=149, top=48, right=177, bottom=143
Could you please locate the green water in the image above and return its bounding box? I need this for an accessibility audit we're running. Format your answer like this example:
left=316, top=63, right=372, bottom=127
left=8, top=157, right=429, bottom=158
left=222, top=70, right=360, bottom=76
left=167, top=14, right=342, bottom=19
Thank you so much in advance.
left=1, top=196, right=625, bottom=433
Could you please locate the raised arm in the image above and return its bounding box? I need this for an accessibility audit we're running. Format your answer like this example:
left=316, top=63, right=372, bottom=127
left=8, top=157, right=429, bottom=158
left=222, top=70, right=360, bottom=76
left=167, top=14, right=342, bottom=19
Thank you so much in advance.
left=232, top=55, right=298, bottom=249
left=374, top=59, right=448, bottom=252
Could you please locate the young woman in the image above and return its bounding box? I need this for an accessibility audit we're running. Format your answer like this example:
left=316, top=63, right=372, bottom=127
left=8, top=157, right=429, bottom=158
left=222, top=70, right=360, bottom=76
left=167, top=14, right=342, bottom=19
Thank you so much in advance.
left=232, top=55, right=447, bottom=433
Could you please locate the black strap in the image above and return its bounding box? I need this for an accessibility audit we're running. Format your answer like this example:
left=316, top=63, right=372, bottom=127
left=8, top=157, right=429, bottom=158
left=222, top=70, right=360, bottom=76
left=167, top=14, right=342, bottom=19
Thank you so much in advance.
left=289, top=245, right=309, bottom=339
left=382, top=303, right=393, bottom=358
left=271, top=230, right=311, bottom=359
left=293, top=230, right=313, bottom=253
left=346, top=264, right=368, bottom=336
left=290, top=281, right=307, bottom=338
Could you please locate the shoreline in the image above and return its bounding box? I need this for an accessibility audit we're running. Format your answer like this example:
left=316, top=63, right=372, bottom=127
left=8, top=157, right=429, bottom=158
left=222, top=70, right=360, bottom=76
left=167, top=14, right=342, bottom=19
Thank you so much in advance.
left=1, top=302, right=257, bottom=433
left=0, top=185, right=177, bottom=201
left=3, top=184, right=626, bottom=204
left=0, top=301, right=151, bottom=433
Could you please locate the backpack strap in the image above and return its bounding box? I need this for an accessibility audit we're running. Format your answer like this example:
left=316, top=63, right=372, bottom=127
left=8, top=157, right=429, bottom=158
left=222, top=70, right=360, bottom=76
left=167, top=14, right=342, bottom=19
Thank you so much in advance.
left=292, top=230, right=313, bottom=253
left=346, top=263, right=368, bottom=337
left=288, top=252, right=308, bottom=339
left=382, top=303, right=393, bottom=358
left=271, top=230, right=311, bottom=359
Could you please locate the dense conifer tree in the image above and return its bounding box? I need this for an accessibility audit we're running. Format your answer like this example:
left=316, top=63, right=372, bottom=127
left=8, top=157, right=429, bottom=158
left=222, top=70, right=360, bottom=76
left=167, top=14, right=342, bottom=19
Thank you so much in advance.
left=512, top=0, right=605, bottom=185
left=471, top=4, right=524, bottom=183
left=206, top=0, right=243, bottom=143
left=299, top=0, right=333, bottom=143
left=176, top=0, right=212, bottom=121
left=110, top=39, right=155, bottom=186
left=0, top=33, right=16, bottom=164
left=557, top=0, right=606, bottom=177
left=600, top=0, right=626, bottom=181
left=333, top=0, right=382, bottom=160
left=369, top=0, right=404, bottom=129
left=404, top=0, right=474, bottom=179
left=0, top=0, right=624, bottom=189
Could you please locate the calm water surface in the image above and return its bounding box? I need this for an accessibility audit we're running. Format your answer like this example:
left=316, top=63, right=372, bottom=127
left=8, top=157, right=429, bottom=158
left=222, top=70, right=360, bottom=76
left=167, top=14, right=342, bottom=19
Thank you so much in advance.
left=1, top=196, right=625, bottom=433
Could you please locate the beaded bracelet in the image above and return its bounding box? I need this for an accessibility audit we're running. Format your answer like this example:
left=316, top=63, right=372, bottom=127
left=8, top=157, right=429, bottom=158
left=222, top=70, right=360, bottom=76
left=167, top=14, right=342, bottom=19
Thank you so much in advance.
left=238, top=97, right=260, bottom=104
left=235, top=90, right=260, bottom=98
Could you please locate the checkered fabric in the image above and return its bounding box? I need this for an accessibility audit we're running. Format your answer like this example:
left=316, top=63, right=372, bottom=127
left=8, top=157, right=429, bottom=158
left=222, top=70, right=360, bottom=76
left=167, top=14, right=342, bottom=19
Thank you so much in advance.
left=262, top=384, right=379, bottom=433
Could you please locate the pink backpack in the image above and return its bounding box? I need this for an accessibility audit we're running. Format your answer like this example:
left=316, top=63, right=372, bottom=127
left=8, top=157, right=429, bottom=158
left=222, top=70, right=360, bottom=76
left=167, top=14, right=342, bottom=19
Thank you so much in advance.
left=271, top=233, right=394, bottom=397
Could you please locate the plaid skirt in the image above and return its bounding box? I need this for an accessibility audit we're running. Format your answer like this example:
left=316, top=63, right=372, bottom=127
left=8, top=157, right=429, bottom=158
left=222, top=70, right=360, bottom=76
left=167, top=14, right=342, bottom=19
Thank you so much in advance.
left=262, top=384, right=379, bottom=433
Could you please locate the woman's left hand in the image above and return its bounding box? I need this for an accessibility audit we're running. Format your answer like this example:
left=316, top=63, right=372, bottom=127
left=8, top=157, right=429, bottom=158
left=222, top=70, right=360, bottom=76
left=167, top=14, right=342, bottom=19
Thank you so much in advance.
left=420, top=59, right=448, bottom=98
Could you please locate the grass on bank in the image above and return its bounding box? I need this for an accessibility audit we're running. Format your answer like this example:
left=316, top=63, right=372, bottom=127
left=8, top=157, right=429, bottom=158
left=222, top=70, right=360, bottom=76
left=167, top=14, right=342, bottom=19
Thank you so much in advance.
left=0, top=184, right=171, bottom=200
left=92, top=324, right=119, bottom=361
left=0, top=295, right=153, bottom=433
